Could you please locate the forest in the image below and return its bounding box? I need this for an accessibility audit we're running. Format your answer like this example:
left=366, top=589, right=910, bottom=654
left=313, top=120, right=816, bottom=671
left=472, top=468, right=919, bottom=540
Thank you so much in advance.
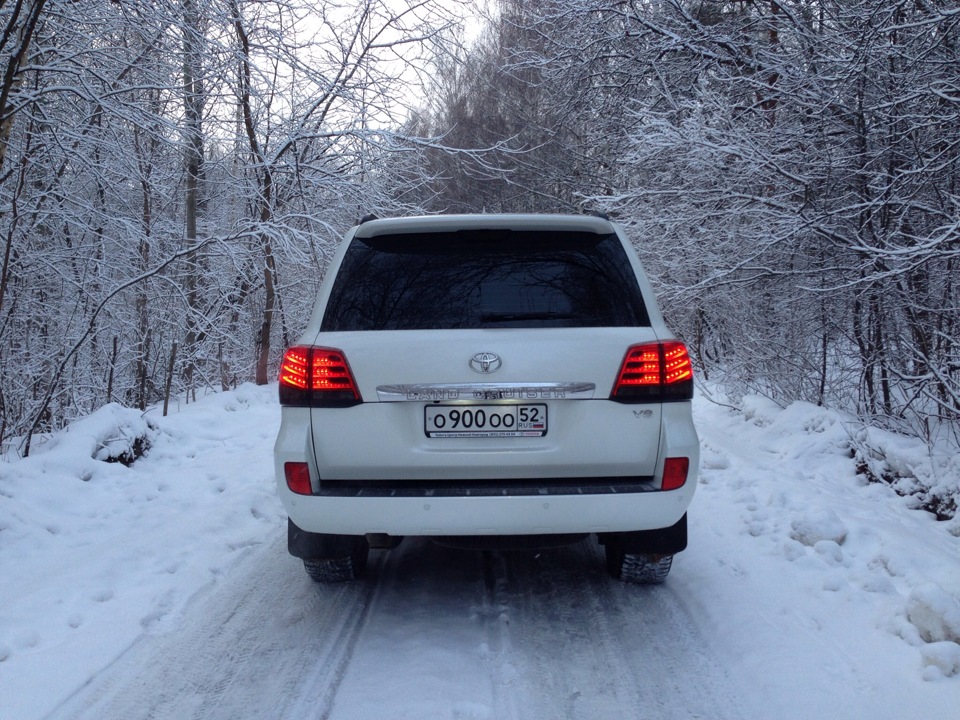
left=1, top=0, right=958, bottom=457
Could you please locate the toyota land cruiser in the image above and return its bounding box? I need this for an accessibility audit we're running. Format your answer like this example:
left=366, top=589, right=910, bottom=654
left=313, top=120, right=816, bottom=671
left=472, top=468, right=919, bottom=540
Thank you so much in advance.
left=274, top=214, right=699, bottom=583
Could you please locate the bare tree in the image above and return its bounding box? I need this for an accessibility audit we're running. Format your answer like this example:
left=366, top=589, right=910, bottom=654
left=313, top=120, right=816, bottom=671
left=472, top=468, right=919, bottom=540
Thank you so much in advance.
left=414, top=0, right=960, bottom=446
left=226, top=0, right=453, bottom=385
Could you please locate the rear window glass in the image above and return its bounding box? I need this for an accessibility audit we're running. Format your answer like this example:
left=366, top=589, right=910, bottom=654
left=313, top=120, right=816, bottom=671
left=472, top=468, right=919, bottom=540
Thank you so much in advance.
left=321, top=230, right=650, bottom=331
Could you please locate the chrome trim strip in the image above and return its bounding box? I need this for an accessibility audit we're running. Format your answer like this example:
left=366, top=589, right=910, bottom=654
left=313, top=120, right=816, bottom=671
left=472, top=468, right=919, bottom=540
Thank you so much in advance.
left=376, top=382, right=597, bottom=402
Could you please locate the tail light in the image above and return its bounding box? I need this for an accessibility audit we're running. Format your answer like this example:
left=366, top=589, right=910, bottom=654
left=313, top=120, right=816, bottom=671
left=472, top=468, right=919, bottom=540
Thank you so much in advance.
left=278, top=346, right=362, bottom=407
left=611, top=341, right=694, bottom=403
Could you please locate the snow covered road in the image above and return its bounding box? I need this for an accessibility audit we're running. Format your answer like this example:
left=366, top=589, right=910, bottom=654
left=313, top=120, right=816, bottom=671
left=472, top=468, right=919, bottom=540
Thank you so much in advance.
left=49, top=537, right=750, bottom=720
left=2, top=384, right=959, bottom=719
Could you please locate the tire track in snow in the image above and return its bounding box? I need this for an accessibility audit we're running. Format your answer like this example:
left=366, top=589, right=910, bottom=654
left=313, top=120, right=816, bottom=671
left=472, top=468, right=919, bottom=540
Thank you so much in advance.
left=482, top=540, right=749, bottom=720
left=479, top=550, right=521, bottom=720
left=318, top=539, right=514, bottom=720
left=285, top=557, right=384, bottom=720
left=493, top=542, right=647, bottom=719
left=45, top=538, right=383, bottom=720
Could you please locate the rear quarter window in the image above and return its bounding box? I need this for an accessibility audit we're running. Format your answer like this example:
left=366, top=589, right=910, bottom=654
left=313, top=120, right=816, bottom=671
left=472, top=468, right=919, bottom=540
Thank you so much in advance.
left=321, top=229, right=650, bottom=331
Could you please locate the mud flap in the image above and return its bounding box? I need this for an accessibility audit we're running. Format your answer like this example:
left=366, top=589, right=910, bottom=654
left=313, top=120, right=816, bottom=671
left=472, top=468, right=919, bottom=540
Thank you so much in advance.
left=598, top=513, right=687, bottom=555
left=287, top=518, right=367, bottom=559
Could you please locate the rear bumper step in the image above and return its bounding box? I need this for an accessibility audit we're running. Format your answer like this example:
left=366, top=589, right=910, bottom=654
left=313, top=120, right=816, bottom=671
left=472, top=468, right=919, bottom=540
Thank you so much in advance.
left=314, top=476, right=656, bottom=498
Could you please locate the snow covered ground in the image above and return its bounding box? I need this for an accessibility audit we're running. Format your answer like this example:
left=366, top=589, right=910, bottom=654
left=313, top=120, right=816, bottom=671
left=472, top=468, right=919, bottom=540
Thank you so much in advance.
left=1, top=383, right=959, bottom=719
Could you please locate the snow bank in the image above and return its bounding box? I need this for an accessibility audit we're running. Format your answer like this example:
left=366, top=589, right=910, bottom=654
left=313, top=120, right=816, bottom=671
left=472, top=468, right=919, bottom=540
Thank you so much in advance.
left=31, top=403, right=158, bottom=466
left=899, top=583, right=960, bottom=680
left=739, top=390, right=959, bottom=523
left=907, top=584, right=960, bottom=645
left=920, top=642, right=960, bottom=680
left=789, top=508, right=848, bottom=547
left=903, top=583, right=960, bottom=678
left=0, top=384, right=283, bottom=720
left=850, top=422, right=960, bottom=522
left=691, top=387, right=960, bottom=708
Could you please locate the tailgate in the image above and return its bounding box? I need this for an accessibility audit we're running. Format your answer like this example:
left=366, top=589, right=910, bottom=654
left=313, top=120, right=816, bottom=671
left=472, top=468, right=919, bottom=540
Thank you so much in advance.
left=307, top=327, right=664, bottom=481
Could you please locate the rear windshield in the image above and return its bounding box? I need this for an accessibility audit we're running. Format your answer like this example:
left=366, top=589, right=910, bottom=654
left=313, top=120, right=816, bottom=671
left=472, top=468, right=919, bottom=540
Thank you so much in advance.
left=321, top=229, right=650, bottom=331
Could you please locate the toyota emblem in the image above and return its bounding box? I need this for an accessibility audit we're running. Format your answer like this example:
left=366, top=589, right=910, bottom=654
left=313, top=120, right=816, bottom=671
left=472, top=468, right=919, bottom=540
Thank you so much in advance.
left=469, top=352, right=502, bottom=374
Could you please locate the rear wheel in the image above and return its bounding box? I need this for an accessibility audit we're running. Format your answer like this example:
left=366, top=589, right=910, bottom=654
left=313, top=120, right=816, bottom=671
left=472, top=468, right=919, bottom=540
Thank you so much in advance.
left=303, top=555, right=364, bottom=582
left=302, top=539, right=369, bottom=583
left=605, top=545, right=673, bottom=584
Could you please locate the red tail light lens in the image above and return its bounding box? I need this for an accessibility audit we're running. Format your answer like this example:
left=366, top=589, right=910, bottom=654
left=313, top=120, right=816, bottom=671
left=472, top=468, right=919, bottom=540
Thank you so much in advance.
left=278, top=346, right=362, bottom=407
left=279, top=347, right=310, bottom=390
left=614, top=345, right=662, bottom=387
left=662, top=342, right=694, bottom=384
left=662, top=457, right=690, bottom=491
left=284, top=462, right=313, bottom=495
left=611, top=341, right=694, bottom=402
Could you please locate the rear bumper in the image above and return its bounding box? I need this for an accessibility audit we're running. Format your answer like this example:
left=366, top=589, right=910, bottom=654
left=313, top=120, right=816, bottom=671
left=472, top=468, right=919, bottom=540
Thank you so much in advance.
left=278, top=477, right=696, bottom=536
left=274, top=403, right=699, bottom=536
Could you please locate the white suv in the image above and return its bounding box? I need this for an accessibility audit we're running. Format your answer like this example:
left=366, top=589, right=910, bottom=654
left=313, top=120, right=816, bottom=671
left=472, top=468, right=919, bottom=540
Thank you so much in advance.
left=274, top=214, right=699, bottom=583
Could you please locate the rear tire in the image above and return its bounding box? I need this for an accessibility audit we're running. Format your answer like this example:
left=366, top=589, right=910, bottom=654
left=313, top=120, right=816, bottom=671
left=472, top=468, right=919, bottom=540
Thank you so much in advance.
left=605, top=545, right=673, bottom=584
left=302, top=541, right=369, bottom=583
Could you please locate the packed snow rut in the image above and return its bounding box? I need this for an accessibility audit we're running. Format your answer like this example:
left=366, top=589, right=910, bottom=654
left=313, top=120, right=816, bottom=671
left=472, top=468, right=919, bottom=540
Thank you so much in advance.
left=47, top=538, right=746, bottom=720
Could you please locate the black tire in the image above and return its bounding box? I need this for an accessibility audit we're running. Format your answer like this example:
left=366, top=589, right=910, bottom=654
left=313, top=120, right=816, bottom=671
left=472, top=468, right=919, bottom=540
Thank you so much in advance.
left=302, top=541, right=369, bottom=583
left=605, top=545, right=673, bottom=584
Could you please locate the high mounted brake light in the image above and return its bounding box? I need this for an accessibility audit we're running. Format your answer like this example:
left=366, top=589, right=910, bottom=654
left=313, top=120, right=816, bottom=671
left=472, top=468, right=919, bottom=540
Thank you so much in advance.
left=278, top=346, right=362, bottom=407
left=610, top=341, right=694, bottom=403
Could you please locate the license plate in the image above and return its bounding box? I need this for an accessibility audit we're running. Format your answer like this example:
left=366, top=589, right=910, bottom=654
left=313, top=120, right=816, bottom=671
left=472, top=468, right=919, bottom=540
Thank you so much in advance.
left=424, top=404, right=547, bottom=438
